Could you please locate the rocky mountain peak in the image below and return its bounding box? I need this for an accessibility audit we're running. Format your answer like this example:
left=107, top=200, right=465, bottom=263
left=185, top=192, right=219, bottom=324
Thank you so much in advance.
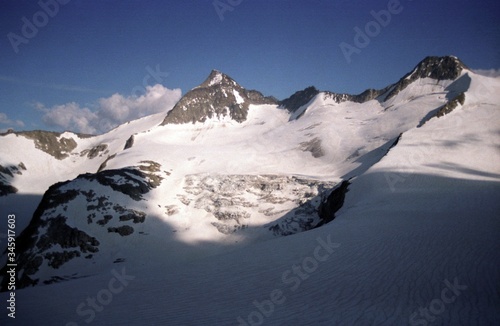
left=408, top=55, right=467, bottom=80
left=280, top=86, right=320, bottom=113
left=161, top=70, right=277, bottom=125
left=199, top=69, right=238, bottom=89
left=384, top=55, right=467, bottom=101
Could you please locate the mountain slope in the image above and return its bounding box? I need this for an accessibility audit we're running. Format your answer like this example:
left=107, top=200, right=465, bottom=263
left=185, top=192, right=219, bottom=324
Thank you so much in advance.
left=0, top=56, right=499, bottom=325
left=2, top=70, right=499, bottom=324
left=0, top=56, right=486, bottom=286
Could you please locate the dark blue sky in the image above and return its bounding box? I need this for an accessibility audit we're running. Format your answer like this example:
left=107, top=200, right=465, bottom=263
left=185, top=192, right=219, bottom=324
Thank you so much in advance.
left=1, top=0, right=499, bottom=132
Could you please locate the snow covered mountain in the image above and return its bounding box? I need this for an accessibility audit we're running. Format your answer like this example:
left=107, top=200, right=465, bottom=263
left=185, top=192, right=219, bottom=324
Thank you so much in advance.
left=1, top=56, right=499, bottom=325
left=161, top=69, right=278, bottom=124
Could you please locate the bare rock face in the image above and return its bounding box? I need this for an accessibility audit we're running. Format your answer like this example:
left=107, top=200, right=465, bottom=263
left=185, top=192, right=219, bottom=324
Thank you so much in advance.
left=0, top=162, right=25, bottom=196
left=108, top=225, right=134, bottom=236
left=16, top=130, right=79, bottom=160
left=0, top=163, right=166, bottom=290
left=280, top=86, right=320, bottom=113
left=316, top=180, right=350, bottom=227
left=0, top=183, right=101, bottom=289
left=384, top=56, right=466, bottom=101
left=124, top=135, right=135, bottom=150
left=418, top=92, right=466, bottom=128
left=436, top=92, right=466, bottom=118
left=299, top=137, right=324, bottom=158
left=161, top=70, right=278, bottom=125
left=80, top=143, right=109, bottom=159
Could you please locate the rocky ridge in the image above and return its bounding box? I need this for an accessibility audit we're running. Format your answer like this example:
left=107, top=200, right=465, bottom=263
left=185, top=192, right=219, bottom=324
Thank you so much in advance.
left=161, top=70, right=278, bottom=124
left=0, top=55, right=477, bottom=292
left=280, top=56, right=467, bottom=116
left=0, top=162, right=166, bottom=290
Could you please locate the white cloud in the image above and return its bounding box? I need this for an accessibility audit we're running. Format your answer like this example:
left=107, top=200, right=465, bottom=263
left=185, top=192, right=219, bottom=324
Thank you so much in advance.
left=38, top=102, right=99, bottom=134
left=0, top=112, right=25, bottom=128
left=37, top=84, right=182, bottom=134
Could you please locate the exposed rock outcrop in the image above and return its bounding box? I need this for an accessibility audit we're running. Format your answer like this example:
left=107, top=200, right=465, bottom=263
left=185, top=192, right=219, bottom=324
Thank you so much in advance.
left=0, top=164, right=164, bottom=290
left=80, top=143, right=108, bottom=159
left=0, top=163, right=26, bottom=196
left=17, top=131, right=79, bottom=159
left=384, top=56, right=466, bottom=101
left=161, top=70, right=278, bottom=125
left=280, top=86, right=320, bottom=113
left=316, top=180, right=350, bottom=227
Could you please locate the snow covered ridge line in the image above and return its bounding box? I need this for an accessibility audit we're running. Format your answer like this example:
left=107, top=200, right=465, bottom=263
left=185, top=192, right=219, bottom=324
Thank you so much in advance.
left=409, top=278, right=468, bottom=326
left=237, top=234, right=340, bottom=325
left=65, top=267, right=135, bottom=326
left=384, top=110, right=466, bottom=191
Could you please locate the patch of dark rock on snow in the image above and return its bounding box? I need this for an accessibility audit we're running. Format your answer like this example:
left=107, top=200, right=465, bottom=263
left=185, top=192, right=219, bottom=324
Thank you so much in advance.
left=299, top=137, right=324, bottom=158
left=80, top=143, right=108, bottom=159
left=124, top=135, right=135, bottom=150
left=280, top=86, right=320, bottom=113
left=137, top=160, right=164, bottom=188
left=0, top=162, right=26, bottom=177
left=437, top=92, right=465, bottom=117
left=382, top=133, right=403, bottom=157
left=44, top=250, right=81, bottom=269
left=44, top=188, right=80, bottom=211
left=16, top=130, right=78, bottom=159
left=82, top=192, right=147, bottom=225
left=86, top=195, right=111, bottom=212
left=316, top=180, right=350, bottom=227
left=0, top=184, right=17, bottom=196
left=36, top=215, right=100, bottom=254
left=80, top=168, right=158, bottom=201
left=108, top=225, right=134, bottom=236
left=119, top=210, right=146, bottom=224
left=0, top=163, right=27, bottom=196
left=97, top=215, right=113, bottom=226
left=97, top=154, right=116, bottom=172
left=418, top=92, right=465, bottom=128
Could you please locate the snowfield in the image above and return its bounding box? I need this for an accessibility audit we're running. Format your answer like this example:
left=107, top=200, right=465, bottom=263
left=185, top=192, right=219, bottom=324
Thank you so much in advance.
left=0, top=57, right=499, bottom=325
